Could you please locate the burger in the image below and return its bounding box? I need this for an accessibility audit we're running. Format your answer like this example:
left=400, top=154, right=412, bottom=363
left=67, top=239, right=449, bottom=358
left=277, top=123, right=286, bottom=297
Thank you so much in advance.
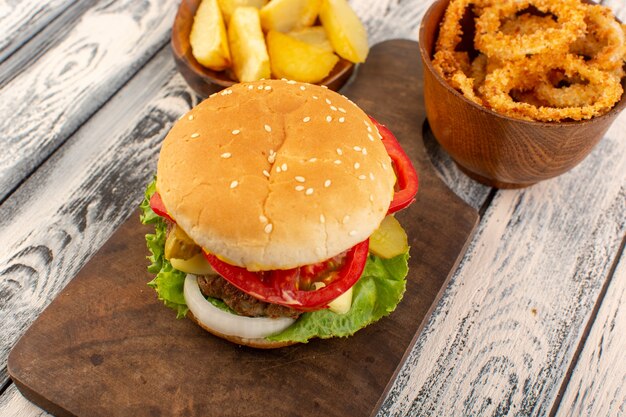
left=140, top=79, right=418, bottom=348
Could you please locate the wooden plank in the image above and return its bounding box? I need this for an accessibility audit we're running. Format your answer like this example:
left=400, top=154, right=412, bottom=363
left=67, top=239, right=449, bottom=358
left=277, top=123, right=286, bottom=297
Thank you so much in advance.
left=0, top=384, right=49, bottom=417
left=6, top=40, right=479, bottom=417
left=554, top=247, right=626, bottom=417
left=0, top=0, right=76, bottom=63
left=0, top=0, right=179, bottom=202
left=0, top=47, right=187, bottom=389
left=377, top=110, right=626, bottom=416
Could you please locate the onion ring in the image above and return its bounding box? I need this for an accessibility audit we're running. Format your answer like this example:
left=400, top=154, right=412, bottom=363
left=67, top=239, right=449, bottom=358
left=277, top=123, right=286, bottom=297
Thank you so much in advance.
left=475, top=0, right=587, bottom=60
left=482, top=54, right=623, bottom=121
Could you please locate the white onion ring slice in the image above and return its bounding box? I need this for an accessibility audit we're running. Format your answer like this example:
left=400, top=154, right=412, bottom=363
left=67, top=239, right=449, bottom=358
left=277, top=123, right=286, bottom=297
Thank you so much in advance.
left=183, top=274, right=296, bottom=339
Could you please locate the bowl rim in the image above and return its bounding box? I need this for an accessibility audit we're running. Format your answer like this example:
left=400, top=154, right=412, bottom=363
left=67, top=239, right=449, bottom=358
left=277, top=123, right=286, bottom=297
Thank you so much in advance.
left=417, top=0, right=626, bottom=127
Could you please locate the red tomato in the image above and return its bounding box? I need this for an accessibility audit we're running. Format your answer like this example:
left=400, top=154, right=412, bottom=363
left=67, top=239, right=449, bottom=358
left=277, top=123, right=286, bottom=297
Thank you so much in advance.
left=204, top=240, right=370, bottom=311
left=149, top=192, right=175, bottom=223
left=369, top=116, right=419, bottom=214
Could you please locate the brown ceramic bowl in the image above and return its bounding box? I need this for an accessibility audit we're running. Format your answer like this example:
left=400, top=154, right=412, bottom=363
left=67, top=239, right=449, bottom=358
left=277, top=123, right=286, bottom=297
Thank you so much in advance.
left=171, top=0, right=355, bottom=98
left=419, top=0, right=626, bottom=188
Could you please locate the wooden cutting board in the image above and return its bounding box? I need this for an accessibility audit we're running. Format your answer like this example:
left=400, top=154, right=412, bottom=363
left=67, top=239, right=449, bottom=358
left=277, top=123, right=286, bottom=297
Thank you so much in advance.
left=8, top=40, right=478, bottom=417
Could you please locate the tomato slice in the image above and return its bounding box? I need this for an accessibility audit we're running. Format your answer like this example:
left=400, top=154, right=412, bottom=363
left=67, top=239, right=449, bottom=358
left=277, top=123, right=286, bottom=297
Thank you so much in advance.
left=369, top=116, right=419, bottom=214
left=204, top=240, right=370, bottom=311
left=149, top=192, right=175, bottom=223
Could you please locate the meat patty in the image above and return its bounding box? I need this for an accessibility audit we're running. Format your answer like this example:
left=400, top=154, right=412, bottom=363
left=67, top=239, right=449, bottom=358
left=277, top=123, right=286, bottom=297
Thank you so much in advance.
left=197, top=274, right=302, bottom=319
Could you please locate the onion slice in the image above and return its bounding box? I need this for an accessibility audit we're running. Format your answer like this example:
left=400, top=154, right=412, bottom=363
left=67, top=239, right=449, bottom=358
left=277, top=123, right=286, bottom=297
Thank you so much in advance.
left=183, top=274, right=296, bottom=339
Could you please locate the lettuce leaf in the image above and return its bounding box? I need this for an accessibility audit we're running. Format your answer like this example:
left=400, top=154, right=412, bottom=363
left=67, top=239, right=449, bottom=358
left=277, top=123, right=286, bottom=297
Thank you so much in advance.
left=140, top=179, right=188, bottom=318
left=140, top=179, right=410, bottom=340
left=267, top=252, right=408, bottom=343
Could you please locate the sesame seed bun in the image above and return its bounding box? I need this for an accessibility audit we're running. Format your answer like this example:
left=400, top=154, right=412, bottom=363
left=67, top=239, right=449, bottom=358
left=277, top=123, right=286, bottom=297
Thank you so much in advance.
left=156, top=79, right=395, bottom=270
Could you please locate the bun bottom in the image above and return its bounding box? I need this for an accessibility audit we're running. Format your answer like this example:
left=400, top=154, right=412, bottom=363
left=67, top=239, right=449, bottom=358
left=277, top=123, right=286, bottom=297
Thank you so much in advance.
left=187, top=311, right=299, bottom=349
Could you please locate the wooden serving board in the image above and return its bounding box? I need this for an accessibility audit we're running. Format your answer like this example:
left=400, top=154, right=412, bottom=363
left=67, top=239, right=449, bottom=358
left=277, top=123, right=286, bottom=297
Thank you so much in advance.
left=8, top=40, right=478, bottom=417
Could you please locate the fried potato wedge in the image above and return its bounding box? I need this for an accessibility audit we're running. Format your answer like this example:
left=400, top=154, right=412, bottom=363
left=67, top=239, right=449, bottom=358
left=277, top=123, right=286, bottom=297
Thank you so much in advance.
left=217, top=0, right=268, bottom=23
left=267, top=30, right=339, bottom=83
left=288, top=26, right=333, bottom=53
left=260, top=0, right=322, bottom=33
left=190, top=0, right=231, bottom=71
left=319, top=0, right=369, bottom=63
left=228, top=7, right=271, bottom=81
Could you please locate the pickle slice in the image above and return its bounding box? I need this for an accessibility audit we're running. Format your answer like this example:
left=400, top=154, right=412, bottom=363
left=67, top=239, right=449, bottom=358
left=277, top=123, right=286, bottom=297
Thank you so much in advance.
left=369, top=215, right=408, bottom=259
left=165, top=225, right=202, bottom=260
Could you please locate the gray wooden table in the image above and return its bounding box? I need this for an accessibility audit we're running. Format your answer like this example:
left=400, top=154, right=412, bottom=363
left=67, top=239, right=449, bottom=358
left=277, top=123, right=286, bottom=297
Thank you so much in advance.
left=0, top=0, right=624, bottom=416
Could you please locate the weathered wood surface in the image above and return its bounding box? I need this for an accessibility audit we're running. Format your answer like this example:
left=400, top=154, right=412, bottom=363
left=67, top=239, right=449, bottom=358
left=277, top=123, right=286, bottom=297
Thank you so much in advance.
left=0, top=0, right=625, bottom=415
left=0, top=0, right=178, bottom=202
left=0, top=0, right=76, bottom=63
left=555, top=249, right=626, bottom=417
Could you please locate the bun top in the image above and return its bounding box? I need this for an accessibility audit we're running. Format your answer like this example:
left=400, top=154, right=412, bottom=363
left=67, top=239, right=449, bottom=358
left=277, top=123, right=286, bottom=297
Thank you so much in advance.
left=157, top=79, right=395, bottom=271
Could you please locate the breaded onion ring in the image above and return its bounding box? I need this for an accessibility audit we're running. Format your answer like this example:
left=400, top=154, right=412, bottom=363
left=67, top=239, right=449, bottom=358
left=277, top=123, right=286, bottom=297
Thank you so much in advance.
left=482, top=54, right=623, bottom=121
left=475, top=0, right=587, bottom=60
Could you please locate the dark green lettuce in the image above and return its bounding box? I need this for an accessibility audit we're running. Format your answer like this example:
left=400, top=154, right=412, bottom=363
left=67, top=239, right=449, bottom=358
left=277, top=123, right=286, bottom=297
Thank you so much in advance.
left=140, top=179, right=409, bottom=342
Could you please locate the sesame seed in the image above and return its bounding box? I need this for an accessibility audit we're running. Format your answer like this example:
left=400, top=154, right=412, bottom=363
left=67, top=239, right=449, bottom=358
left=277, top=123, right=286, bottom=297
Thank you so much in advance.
left=221, top=90, right=228, bottom=96
left=287, top=80, right=296, bottom=84
left=232, top=129, right=240, bottom=135
left=188, top=115, right=194, bottom=121
left=370, top=194, right=374, bottom=202
left=325, top=99, right=332, bottom=105
left=312, top=95, right=319, bottom=100
left=363, top=120, right=369, bottom=127
left=362, top=148, right=367, bottom=155
left=191, top=133, right=200, bottom=138
left=330, top=106, right=337, bottom=111
left=339, top=117, right=345, bottom=123
left=354, top=162, right=360, bottom=169
left=354, top=146, right=362, bottom=151
left=305, top=188, right=314, bottom=195
left=367, top=126, right=372, bottom=132
left=336, top=148, right=343, bottom=155
left=259, top=215, right=268, bottom=223
left=258, top=85, right=264, bottom=90
left=358, top=175, right=367, bottom=180
left=300, top=85, right=306, bottom=91
left=295, top=185, right=305, bottom=191
left=264, top=124, right=272, bottom=132
left=264, top=223, right=273, bottom=233
left=227, top=89, right=233, bottom=94
left=321, top=85, right=328, bottom=89
left=210, top=92, right=217, bottom=98
left=268, top=152, right=276, bottom=163
left=230, top=180, right=238, bottom=189
left=276, top=166, right=282, bottom=173
left=334, top=160, right=342, bottom=165
left=265, top=85, right=272, bottom=91
left=349, top=230, right=357, bottom=236
left=342, top=215, right=350, bottom=224
left=263, top=169, right=270, bottom=177
left=320, top=214, right=326, bottom=223
left=308, top=158, right=317, bottom=162
left=324, top=179, right=331, bottom=187
left=338, top=107, right=346, bottom=113
left=220, top=152, right=231, bottom=158
left=368, top=133, right=374, bottom=141
left=295, top=176, right=305, bottom=182
left=369, top=172, right=375, bottom=180
left=382, top=162, right=388, bottom=170
left=248, top=85, right=254, bottom=90
left=303, top=116, right=311, bottom=123
left=326, top=116, right=332, bottom=122
left=281, top=163, right=288, bottom=171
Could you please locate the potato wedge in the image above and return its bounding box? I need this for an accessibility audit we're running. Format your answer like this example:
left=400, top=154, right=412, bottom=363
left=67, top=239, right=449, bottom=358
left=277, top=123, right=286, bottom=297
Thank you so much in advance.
left=190, top=0, right=231, bottom=71
left=288, top=26, right=333, bottom=53
left=267, top=30, right=339, bottom=83
left=260, top=0, right=322, bottom=33
left=319, top=0, right=369, bottom=63
left=217, top=0, right=268, bottom=24
left=228, top=7, right=271, bottom=82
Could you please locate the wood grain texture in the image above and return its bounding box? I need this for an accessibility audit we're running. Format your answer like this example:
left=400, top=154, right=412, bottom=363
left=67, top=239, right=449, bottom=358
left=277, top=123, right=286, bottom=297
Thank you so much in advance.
left=377, top=110, right=626, bottom=416
left=0, top=0, right=76, bottom=63
left=0, top=384, right=49, bottom=417
left=555, top=248, right=626, bottom=417
left=0, top=0, right=178, bottom=202
left=0, top=48, right=194, bottom=389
